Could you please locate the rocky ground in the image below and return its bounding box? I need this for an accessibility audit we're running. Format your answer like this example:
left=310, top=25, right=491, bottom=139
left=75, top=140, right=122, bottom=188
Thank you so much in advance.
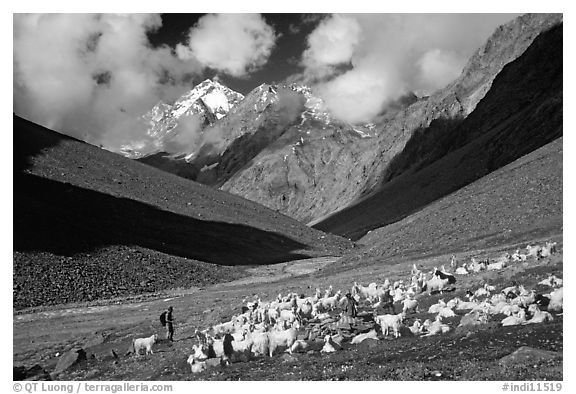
left=14, top=244, right=563, bottom=381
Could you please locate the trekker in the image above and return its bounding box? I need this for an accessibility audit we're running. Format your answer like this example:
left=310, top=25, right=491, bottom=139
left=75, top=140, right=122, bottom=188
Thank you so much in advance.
left=344, top=293, right=358, bottom=318
left=166, top=306, right=174, bottom=342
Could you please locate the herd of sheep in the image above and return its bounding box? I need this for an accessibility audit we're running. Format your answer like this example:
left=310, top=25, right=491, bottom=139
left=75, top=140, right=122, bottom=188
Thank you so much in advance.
left=136, top=241, right=563, bottom=374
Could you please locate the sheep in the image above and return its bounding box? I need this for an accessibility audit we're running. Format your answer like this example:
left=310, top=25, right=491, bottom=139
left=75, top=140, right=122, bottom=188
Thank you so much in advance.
left=548, top=287, right=563, bottom=312
left=351, top=329, right=379, bottom=344
left=132, top=334, right=158, bottom=356
left=375, top=312, right=406, bottom=338
left=402, top=297, right=419, bottom=314
left=501, top=310, right=527, bottom=326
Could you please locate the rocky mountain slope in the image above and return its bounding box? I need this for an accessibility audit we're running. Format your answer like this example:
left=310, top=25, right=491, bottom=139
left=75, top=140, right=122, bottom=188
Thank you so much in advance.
left=13, top=115, right=351, bottom=308
left=221, top=13, right=562, bottom=224
left=315, top=21, right=562, bottom=240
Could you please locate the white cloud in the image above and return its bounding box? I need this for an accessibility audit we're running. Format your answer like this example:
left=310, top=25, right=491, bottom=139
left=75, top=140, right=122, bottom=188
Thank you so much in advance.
left=302, top=14, right=361, bottom=72
left=13, top=13, right=202, bottom=150
left=299, top=13, right=519, bottom=124
left=416, top=49, right=466, bottom=93
left=176, top=14, right=277, bottom=78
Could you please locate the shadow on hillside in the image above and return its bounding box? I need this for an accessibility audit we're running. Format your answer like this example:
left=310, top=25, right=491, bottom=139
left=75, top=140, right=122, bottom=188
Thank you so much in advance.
left=315, top=24, right=563, bottom=242
left=13, top=115, right=311, bottom=265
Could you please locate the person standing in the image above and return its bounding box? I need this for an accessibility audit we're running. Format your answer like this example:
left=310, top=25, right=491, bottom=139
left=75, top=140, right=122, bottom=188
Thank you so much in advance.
left=166, top=306, right=174, bottom=342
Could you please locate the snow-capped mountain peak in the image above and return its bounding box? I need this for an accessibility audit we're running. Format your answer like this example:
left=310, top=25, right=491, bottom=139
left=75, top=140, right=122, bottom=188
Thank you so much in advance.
left=120, top=79, right=244, bottom=158
left=171, top=79, right=244, bottom=119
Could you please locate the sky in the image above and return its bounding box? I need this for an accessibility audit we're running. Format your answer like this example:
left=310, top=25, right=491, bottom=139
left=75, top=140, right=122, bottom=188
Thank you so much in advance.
left=13, top=13, right=519, bottom=151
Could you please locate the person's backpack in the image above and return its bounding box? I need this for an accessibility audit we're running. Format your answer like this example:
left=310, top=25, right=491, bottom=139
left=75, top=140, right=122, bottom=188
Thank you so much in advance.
left=160, top=311, right=167, bottom=327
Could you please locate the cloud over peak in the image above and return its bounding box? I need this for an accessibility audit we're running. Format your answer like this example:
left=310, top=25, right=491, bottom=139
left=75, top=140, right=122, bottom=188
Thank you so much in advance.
left=176, top=14, right=277, bottom=78
left=298, top=13, right=518, bottom=124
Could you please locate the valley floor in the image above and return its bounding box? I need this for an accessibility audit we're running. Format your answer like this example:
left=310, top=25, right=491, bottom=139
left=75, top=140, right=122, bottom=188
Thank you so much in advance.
left=13, top=236, right=563, bottom=381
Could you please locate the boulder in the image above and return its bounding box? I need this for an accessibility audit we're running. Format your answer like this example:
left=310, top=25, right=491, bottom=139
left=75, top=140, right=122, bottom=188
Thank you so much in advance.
left=15, top=364, right=52, bottom=381
left=356, top=338, right=381, bottom=352
left=499, top=346, right=561, bottom=367
left=53, top=348, right=87, bottom=374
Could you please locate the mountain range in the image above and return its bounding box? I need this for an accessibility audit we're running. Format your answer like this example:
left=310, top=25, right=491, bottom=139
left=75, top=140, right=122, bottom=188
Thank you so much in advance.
left=13, top=13, right=563, bottom=309
left=127, top=13, right=562, bottom=229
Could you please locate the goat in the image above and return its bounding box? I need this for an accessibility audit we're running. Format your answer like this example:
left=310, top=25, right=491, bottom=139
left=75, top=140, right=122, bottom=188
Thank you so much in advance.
left=436, top=307, right=456, bottom=319
left=458, top=309, right=489, bottom=327
left=428, top=299, right=447, bottom=314
left=422, top=316, right=450, bottom=336
left=526, top=244, right=542, bottom=258
left=402, top=296, right=419, bottom=314
left=351, top=329, right=379, bottom=344
left=321, top=335, right=341, bottom=353
left=524, top=304, right=554, bottom=324
left=511, top=250, right=527, bottom=262
left=187, top=355, right=207, bottom=374
left=268, top=327, right=298, bottom=357
left=434, top=268, right=456, bottom=284
left=132, top=334, right=158, bottom=356
left=540, top=242, right=557, bottom=258
left=426, top=276, right=450, bottom=294
left=409, top=319, right=423, bottom=335
left=539, top=275, right=563, bottom=288
left=316, top=290, right=342, bottom=312
left=501, top=310, right=527, bottom=326
left=455, top=263, right=468, bottom=275
left=372, top=290, right=395, bottom=313
left=375, top=312, right=405, bottom=338
left=548, top=288, right=563, bottom=312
